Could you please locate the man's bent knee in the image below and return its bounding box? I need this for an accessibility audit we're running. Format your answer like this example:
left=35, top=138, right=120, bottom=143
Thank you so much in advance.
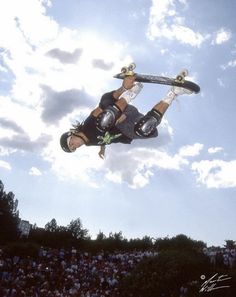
left=134, top=109, right=162, bottom=137
left=96, top=105, right=122, bottom=132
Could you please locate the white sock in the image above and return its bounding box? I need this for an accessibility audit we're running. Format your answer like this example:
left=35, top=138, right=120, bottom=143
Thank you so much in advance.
left=119, top=82, right=143, bottom=104
left=162, top=90, right=176, bottom=105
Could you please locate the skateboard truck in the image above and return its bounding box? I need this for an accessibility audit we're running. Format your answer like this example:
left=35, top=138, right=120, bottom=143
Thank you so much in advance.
left=121, top=62, right=136, bottom=76
left=175, top=69, right=188, bottom=83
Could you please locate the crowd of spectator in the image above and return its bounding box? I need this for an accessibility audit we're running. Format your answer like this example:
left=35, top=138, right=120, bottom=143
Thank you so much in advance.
left=203, top=246, right=236, bottom=268
left=0, top=247, right=157, bottom=297
left=0, top=246, right=235, bottom=297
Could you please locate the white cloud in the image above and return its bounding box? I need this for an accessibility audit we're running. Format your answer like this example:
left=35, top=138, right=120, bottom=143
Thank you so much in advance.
left=0, top=0, right=133, bottom=157
left=0, top=0, right=58, bottom=50
left=160, top=48, right=169, bottom=55
left=42, top=134, right=105, bottom=188
left=2, top=0, right=227, bottom=191
left=29, top=167, right=42, bottom=176
left=171, top=25, right=206, bottom=47
left=191, top=160, right=236, bottom=189
left=0, top=0, right=132, bottom=109
left=0, top=65, right=8, bottom=73
left=227, top=60, right=236, bottom=68
left=208, top=147, right=223, bottom=154
left=0, top=0, right=147, bottom=190
left=42, top=122, right=189, bottom=189
left=39, top=113, right=175, bottom=189
left=147, top=0, right=208, bottom=47
left=0, top=0, right=132, bottom=189
left=0, top=146, right=17, bottom=157
left=212, top=28, right=231, bottom=45
left=103, top=145, right=190, bottom=189
left=221, top=59, right=236, bottom=70
left=217, top=78, right=225, bottom=87
left=0, top=160, right=12, bottom=170
left=178, top=143, right=203, bottom=157
left=178, top=0, right=188, bottom=5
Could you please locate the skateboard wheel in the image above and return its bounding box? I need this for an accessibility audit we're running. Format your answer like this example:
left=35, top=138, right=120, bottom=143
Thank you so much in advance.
left=121, top=66, right=128, bottom=73
left=176, top=75, right=184, bottom=82
left=176, top=69, right=188, bottom=82
left=128, top=62, right=136, bottom=71
left=180, top=69, right=188, bottom=77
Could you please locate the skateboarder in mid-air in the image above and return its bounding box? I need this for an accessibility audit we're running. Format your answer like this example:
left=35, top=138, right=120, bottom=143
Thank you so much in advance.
left=60, top=72, right=193, bottom=158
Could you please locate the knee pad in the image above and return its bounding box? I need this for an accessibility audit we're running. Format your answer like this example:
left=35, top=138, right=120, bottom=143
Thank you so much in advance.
left=134, top=109, right=162, bottom=137
left=96, top=105, right=122, bottom=132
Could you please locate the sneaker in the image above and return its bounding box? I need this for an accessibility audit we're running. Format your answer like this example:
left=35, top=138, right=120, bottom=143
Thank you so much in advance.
left=162, top=86, right=192, bottom=105
left=171, top=86, right=193, bottom=96
left=120, top=82, right=143, bottom=103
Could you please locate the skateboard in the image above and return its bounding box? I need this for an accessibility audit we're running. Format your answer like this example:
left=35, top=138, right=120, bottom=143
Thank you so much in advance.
left=114, top=63, right=200, bottom=94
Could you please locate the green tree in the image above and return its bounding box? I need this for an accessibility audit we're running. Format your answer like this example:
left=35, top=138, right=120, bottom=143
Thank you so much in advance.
left=0, top=180, right=19, bottom=243
left=96, top=230, right=106, bottom=241
left=224, top=240, right=235, bottom=249
left=45, top=218, right=58, bottom=232
left=119, top=235, right=210, bottom=297
left=119, top=248, right=210, bottom=297
left=67, top=218, right=89, bottom=240
left=109, top=231, right=124, bottom=241
left=155, top=234, right=206, bottom=252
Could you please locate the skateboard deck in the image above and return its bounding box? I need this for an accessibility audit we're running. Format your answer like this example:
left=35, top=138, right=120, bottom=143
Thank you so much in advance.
left=114, top=63, right=200, bottom=94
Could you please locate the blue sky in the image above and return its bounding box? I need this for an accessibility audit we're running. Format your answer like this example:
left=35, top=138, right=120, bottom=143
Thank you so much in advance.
left=0, top=0, right=236, bottom=247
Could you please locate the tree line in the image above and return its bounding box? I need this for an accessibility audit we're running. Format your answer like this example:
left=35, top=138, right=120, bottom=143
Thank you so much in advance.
left=0, top=179, right=169, bottom=252
left=1, top=179, right=235, bottom=253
